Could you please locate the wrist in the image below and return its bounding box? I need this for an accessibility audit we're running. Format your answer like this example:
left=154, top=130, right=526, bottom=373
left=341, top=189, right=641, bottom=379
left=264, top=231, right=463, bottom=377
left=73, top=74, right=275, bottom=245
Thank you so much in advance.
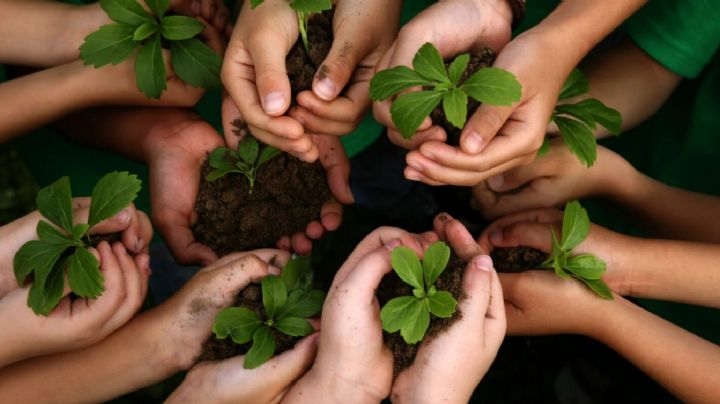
left=64, top=4, right=111, bottom=63
left=296, top=366, right=388, bottom=404
left=597, top=149, right=640, bottom=203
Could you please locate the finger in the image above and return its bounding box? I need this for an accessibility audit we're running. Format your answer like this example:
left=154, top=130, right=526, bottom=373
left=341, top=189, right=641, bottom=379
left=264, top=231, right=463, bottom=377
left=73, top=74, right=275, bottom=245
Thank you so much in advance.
left=246, top=29, right=292, bottom=116
left=481, top=179, right=566, bottom=220
left=484, top=261, right=507, bottom=344
left=102, top=242, right=145, bottom=332
left=417, top=231, right=440, bottom=251
left=477, top=208, right=563, bottom=252
left=197, top=17, right=226, bottom=56
left=487, top=162, right=546, bottom=193
left=121, top=209, right=153, bottom=255
left=313, top=29, right=374, bottom=101
left=82, top=207, right=131, bottom=235
left=407, top=149, right=535, bottom=186
left=134, top=253, right=151, bottom=299
left=244, top=332, right=319, bottom=382
left=403, top=166, right=445, bottom=186
left=489, top=222, right=555, bottom=252
left=440, top=216, right=486, bottom=260
left=291, top=232, right=312, bottom=256
left=288, top=106, right=358, bottom=137
left=316, top=136, right=353, bottom=204
left=200, top=1, right=218, bottom=36
left=296, top=83, right=367, bottom=123
left=305, top=221, right=325, bottom=240
left=277, top=236, right=291, bottom=251
left=458, top=256, right=495, bottom=322
left=334, top=246, right=393, bottom=302
left=252, top=123, right=318, bottom=162
left=155, top=212, right=218, bottom=266
left=202, top=249, right=291, bottom=273
left=85, top=242, right=127, bottom=319
left=460, top=104, right=514, bottom=154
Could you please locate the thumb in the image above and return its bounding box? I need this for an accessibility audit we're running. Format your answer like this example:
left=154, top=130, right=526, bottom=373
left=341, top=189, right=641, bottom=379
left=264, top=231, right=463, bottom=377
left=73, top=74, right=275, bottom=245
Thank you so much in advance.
left=489, top=222, right=554, bottom=252
left=460, top=104, right=513, bottom=154
left=248, top=30, right=293, bottom=116
left=313, top=32, right=372, bottom=101
left=255, top=333, right=320, bottom=385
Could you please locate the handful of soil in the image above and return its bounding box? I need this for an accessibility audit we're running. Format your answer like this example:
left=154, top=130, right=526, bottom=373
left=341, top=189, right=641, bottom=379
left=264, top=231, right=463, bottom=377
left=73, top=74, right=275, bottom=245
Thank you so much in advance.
left=491, top=246, right=548, bottom=273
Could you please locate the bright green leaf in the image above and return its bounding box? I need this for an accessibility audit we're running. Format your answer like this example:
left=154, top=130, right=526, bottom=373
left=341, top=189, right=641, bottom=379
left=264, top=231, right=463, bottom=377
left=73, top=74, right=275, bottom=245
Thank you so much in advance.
left=275, top=317, right=314, bottom=337
left=400, top=299, right=431, bottom=344
left=565, top=254, right=606, bottom=280
left=413, top=43, right=450, bottom=84
left=244, top=326, right=276, bottom=369
left=27, top=258, right=66, bottom=316
left=13, top=239, right=70, bottom=286
left=133, top=22, right=157, bottom=41
left=67, top=248, right=104, bottom=298
left=212, top=307, right=262, bottom=343
left=135, top=33, right=166, bottom=99
left=537, top=137, right=551, bottom=158
left=262, top=275, right=287, bottom=319
left=209, top=147, right=239, bottom=171
left=88, top=172, right=142, bottom=228
left=369, top=66, right=434, bottom=101
left=289, top=0, right=332, bottom=14
left=553, top=256, right=570, bottom=279
left=422, top=241, right=451, bottom=287
left=447, top=53, right=470, bottom=86
left=380, top=296, right=419, bottom=333
left=144, top=0, right=169, bottom=17
left=80, top=23, right=137, bottom=67
left=36, top=177, right=73, bottom=233
left=280, top=256, right=311, bottom=292
left=206, top=168, right=242, bottom=181
left=413, top=288, right=426, bottom=298
left=560, top=201, right=590, bottom=252
left=100, top=0, right=155, bottom=26
left=391, top=246, right=424, bottom=290
left=237, top=137, right=259, bottom=166
left=559, top=68, right=589, bottom=100
left=461, top=67, right=522, bottom=106
left=161, top=15, right=205, bottom=40
left=170, top=38, right=222, bottom=88
left=251, top=0, right=264, bottom=9
left=37, top=221, right=72, bottom=245
left=555, top=116, right=597, bottom=167
left=577, top=277, right=613, bottom=300
left=277, top=289, right=325, bottom=319
left=427, top=291, right=457, bottom=318
left=257, top=146, right=281, bottom=167
left=71, top=223, right=90, bottom=241
left=575, top=99, right=622, bottom=135
left=391, top=90, right=445, bottom=139
left=555, top=103, right=597, bottom=130
left=442, top=89, right=468, bottom=130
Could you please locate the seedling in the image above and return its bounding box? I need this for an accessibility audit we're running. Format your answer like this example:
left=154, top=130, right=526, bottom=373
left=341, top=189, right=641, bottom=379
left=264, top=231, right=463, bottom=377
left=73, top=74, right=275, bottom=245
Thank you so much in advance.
left=369, top=42, right=522, bottom=139
left=80, top=0, right=221, bottom=98
left=212, top=256, right=325, bottom=369
left=206, top=137, right=281, bottom=193
left=14, top=172, right=142, bottom=315
left=380, top=241, right=458, bottom=344
left=251, top=0, right=332, bottom=53
left=544, top=69, right=623, bottom=167
left=542, top=200, right=612, bottom=299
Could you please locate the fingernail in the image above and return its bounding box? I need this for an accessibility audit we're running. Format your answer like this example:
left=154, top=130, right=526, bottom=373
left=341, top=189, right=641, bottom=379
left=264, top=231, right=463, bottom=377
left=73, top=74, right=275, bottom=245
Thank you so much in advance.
left=191, top=0, right=200, bottom=14
left=490, top=229, right=503, bottom=245
left=473, top=255, right=493, bottom=272
left=314, top=78, right=337, bottom=101
left=464, top=131, right=484, bottom=154
left=384, top=239, right=401, bottom=250
left=134, top=237, right=144, bottom=253
left=405, top=168, right=421, bottom=181
left=115, top=209, right=131, bottom=224
left=420, top=149, right=435, bottom=160
left=488, top=175, right=504, bottom=191
left=263, top=92, right=286, bottom=115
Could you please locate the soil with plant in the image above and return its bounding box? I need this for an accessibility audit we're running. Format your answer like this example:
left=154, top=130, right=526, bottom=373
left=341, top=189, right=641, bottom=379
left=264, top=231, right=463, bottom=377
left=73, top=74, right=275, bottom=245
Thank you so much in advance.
left=286, top=9, right=334, bottom=97
left=491, top=246, right=548, bottom=273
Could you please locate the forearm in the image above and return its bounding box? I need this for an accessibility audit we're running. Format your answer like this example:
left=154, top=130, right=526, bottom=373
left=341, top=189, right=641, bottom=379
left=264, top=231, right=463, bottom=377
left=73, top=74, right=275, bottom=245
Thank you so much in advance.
left=597, top=298, right=720, bottom=403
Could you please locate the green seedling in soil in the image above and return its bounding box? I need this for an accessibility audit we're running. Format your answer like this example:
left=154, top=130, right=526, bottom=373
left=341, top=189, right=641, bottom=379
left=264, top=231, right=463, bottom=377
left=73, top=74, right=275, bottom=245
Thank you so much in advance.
left=369, top=42, right=522, bottom=139
left=251, top=0, right=332, bottom=53
left=542, top=69, right=623, bottom=167
left=206, top=137, right=281, bottom=193
left=541, top=200, right=613, bottom=299
left=212, top=256, right=325, bottom=369
left=80, top=0, right=221, bottom=98
left=380, top=241, right=458, bottom=344
left=14, top=172, right=142, bottom=316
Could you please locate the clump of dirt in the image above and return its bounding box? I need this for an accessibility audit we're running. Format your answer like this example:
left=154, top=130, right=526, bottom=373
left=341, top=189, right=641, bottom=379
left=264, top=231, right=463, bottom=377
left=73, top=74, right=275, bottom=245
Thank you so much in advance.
left=491, top=247, right=548, bottom=273
left=198, top=284, right=298, bottom=362
left=286, top=9, right=334, bottom=97
left=430, top=48, right=496, bottom=145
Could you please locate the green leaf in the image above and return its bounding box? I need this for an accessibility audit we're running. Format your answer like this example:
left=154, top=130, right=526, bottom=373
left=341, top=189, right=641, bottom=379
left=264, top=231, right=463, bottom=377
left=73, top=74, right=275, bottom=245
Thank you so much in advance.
left=135, top=33, right=166, bottom=99
left=537, top=137, right=551, bottom=158
left=427, top=291, right=457, bottom=318
left=276, top=289, right=325, bottom=319
left=559, top=69, right=589, bottom=100
left=100, top=0, right=155, bottom=26
left=369, top=66, right=434, bottom=101
left=447, top=53, right=470, bottom=86
left=289, top=0, right=332, bottom=14
left=422, top=241, right=451, bottom=287
left=412, top=43, right=450, bottom=84
left=391, top=246, right=424, bottom=290
left=67, top=248, right=104, bottom=298
left=71, top=223, right=90, bottom=241
left=400, top=299, right=431, bottom=344
left=208, top=147, right=239, bottom=171
left=145, top=0, right=169, bottom=17
left=565, top=254, right=606, bottom=280
left=244, top=326, right=276, bottom=369
left=275, top=317, right=314, bottom=337
left=461, top=67, right=522, bottom=106
left=380, top=296, right=419, bottom=333
left=280, top=256, right=307, bottom=292
left=257, top=146, right=281, bottom=167
left=549, top=228, right=562, bottom=261
left=554, top=116, right=597, bottom=167
left=250, top=0, right=265, bottom=9
left=212, top=307, right=262, bottom=344
left=560, top=201, right=590, bottom=252
left=577, top=277, right=613, bottom=300
left=442, top=89, right=468, bottom=130
left=133, top=22, right=157, bottom=41
left=575, top=99, right=622, bottom=135
left=391, top=90, right=445, bottom=139
left=552, top=256, right=570, bottom=279
left=14, top=239, right=70, bottom=286
left=170, top=38, right=222, bottom=88
left=555, top=103, right=597, bottom=130
left=206, top=168, right=242, bottom=181
left=36, top=177, right=74, bottom=233
left=161, top=15, right=205, bottom=40
left=37, top=221, right=72, bottom=245
left=80, top=23, right=137, bottom=67
left=27, top=258, right=66, bottom=316
left=88, top=172, right=142, bottom=228
left=237, top=137, right=260, bottom=166
left=262, top=275, right=287, bottom=319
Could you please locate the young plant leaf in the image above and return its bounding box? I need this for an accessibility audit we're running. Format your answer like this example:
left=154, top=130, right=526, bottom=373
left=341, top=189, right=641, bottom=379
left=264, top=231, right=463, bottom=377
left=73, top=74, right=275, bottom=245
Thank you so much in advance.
left=369, top=66, right=434, bottom=101
left=133, top=22, right=157, bottom=41
left=257, top=146, right=281, bottom=166
left=554, top=103, right=597, bottom=130
left=135, top=33, right=166, bottom=99
left=36, top=177, right=73, bottom=233
left=400, top=299, right=430, bottom=344
left=574, top=99, right=622, bottom=135
left=262, top=275, right=287, bottom=319
left=208, top=147, right=238, bottom=171
left=555, top=116, right=597, bottom=167
left=412, top=43, right=450, bottom=84
left=244, top=326, right=276, bottom=369
left=71, top=224, right=90, bottom=241
left=13, top=240, right=69, bottom=286
left=170, top=38, right=222, bottom=88
left=560, top=201, right=590, bottom=252
left=289, top=0, right=332, bottom=14
left=447, top=53, right=470, bottom=86
left=212, top=307, right=262, bottom=343
left=206, top=168, right=242, bottom=181
left=37, top=221, right=73, bottom=245
left=559, top=69, right=589, bottom=100
left=161, top=16, right=206, bottom=41
left=250, top=0, right=265, bottom=9
left=380, top=296, right=418, bottom=333
left=276, top=289, right=325, bottom=319
left=275, top=317, right=314, bottom=337
left=537, top=137, right=551, bottom=158
left=391, top=90, right=445, bottom=139
left=88, top=172, right=142, bottom=228
left=80, top=24, right=138, bottom=67
left=461, top=67, right=522, bottom=106
left=552, top=256, right=570, bottom=279
left=442, top=89, right=468, bottom=129
left=391, top=246, right=424, bottom=290
left=145, top=0, right=170, bottom=17
left=427, top=291, right=457, bottom=318
left=27, top=258, right=66, bottom=316
left=280, top=259, right=301, bottom=292
left=577, top=277, right=613, bottom=300
left=67, top=248, right=104, bottom=298
left=100, top=0, right=155, bottom=26
left=237, top=137, right=260, bottom=166
left=565, top=254, right=606, bottom=280
left=422, top=241, right=450, bottom=287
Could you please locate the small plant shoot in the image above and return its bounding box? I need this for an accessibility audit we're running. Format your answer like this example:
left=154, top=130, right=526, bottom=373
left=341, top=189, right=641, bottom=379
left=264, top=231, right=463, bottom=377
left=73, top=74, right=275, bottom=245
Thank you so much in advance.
left=206, top=137, right=281, bottom=193
left=545, top=69, right=623, bottom=167
left=80, top=0, right=222, bottom=98
left=212, top=256, right=325, bottom=369
left=251, top=0, right=332, bottom=53
left=14, top=172, right=142, bottom=315
left=369, top=43, right=522, bottom=139
left=541, top=200, right=613, bottom=299
left=380, top=241, right=458, bottom=344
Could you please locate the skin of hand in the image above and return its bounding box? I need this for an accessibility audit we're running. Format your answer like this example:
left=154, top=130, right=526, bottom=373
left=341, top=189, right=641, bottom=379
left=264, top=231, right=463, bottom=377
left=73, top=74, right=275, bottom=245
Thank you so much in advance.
left=472, top=140, right=638, bottom=220
left=284, top=227, right=438, bottom=403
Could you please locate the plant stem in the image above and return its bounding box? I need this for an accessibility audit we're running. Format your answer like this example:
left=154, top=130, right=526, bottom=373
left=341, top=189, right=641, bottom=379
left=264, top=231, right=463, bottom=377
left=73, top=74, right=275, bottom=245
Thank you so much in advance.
left=297, top=11, right=310, bottom=54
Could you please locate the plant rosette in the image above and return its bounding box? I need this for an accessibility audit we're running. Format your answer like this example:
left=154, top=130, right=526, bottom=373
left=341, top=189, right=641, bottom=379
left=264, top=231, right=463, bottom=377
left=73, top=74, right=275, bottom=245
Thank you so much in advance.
left=202, top=256, right=325, bottom=369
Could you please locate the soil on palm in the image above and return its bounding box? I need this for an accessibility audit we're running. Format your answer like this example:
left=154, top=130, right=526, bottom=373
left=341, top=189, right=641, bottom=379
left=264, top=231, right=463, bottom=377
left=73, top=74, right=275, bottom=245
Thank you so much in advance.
left=491, top=247, right=548, bottom=273
left=286, top=9, right=334, bottom=97
left=198, top=284, right=298, bottom=362
left=430, top=48, right=496, bottom=145
left=376, top=254, right=466, bottom=374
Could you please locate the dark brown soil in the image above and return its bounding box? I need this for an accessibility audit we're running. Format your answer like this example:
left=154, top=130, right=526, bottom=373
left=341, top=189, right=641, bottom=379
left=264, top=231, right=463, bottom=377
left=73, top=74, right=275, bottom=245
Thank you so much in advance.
left=430, top=48, right=496, bottom=145
left=198, top=284, right=298, bottom=362
left=376, top=254, right=466, bottom=374
left=491, top=247, right=548, bottom=273
left=286, top=9, right=334, bottom=98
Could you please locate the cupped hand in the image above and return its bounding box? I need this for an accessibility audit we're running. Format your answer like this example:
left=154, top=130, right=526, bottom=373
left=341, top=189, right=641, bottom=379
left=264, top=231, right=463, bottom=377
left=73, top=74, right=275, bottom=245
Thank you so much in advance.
left=170, top=0, right=233, bottom=38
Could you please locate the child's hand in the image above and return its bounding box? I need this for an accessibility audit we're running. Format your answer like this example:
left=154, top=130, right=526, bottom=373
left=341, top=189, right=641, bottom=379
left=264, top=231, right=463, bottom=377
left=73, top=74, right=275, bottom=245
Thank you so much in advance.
left=0, top=241, right=149, bottom=367
left=170, top=0, right=233, bottom=38
left=472, top=140, right=638, bottom=219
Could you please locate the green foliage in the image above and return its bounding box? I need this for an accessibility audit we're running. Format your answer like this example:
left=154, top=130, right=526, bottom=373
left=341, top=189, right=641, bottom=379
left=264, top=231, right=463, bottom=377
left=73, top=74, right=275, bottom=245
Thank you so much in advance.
left=370, top=43, right=522, bottom=139
left=541, top=201, right=613, bottom=299
left=551, top=69, right=623, bottom=167
left=212, top=256, right=325, bottom=369
left=80, top=0, right=221, bottom=99
left=13, top=172, right=142, bottom=315
left=380, top=241, right=458, bottom=344
left=251, top=0, right=331, bottom=53
left=206, top=137, right=281, bottom=193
